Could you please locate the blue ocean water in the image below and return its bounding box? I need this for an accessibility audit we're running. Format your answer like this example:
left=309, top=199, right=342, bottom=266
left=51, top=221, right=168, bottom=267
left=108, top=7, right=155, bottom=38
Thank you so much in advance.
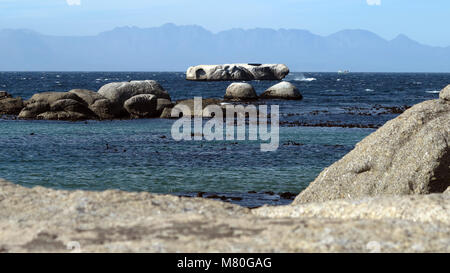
left=0, top=72, right=448, bottom=206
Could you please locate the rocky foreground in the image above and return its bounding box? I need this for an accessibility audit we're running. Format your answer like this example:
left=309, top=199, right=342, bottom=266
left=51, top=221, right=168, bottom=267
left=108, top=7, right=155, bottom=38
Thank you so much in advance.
left=0, top=86, right=448, bottom=253
left=0, top=179, right=449, bottom=253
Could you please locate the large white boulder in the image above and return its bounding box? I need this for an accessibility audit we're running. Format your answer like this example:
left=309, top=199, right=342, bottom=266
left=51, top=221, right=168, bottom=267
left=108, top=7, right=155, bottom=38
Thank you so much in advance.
left=186, top=64, right=289, bottom=81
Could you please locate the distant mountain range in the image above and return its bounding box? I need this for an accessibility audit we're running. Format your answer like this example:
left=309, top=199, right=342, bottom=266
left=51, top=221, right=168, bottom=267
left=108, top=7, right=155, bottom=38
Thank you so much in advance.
left=1, top=23, right=449, bottom=72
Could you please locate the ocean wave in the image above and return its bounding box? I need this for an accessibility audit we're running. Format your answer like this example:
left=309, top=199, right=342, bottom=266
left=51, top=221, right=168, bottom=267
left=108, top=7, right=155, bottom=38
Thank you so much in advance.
left=365, top=89, right=374, bottom=92
left=294, top=74, right=317, bottom=82
left=425, top=90, right=440, bottom=94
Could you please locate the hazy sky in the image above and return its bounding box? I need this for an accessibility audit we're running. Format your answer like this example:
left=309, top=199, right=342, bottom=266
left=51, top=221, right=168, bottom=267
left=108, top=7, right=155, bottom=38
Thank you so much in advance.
left=1, top=0, right=449, bottom=47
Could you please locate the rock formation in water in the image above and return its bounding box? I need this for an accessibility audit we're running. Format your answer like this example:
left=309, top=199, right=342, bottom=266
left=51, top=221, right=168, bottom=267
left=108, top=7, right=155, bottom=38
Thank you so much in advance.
left=260, top=82, right=303, bottom=100
left=1, top=76, right=308, bottom=121
left=186, top=64, right=289, bottom=81
left=4, top=81, right=174, bottom=121
left=224, top=83, right=258, bottom=101
left=98, top=80, right=171, bottom=107
left=0, top=91, right=23, bottom=115
left=69, top=89, right=122, bottom=120
left=124, top=94, right=158, bottom=118
left=293, top=86, right=450, bottom=204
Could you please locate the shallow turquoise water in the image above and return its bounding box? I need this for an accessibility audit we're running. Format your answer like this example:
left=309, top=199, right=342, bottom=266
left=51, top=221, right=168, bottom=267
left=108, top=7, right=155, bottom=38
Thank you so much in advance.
left=0, top=118, right=372, bottom=195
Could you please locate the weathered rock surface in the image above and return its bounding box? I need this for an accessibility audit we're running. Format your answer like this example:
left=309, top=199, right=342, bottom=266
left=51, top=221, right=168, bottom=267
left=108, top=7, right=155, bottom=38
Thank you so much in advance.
left=0, top=179, right=449, bottom=253
left=186, top=64, right=289, bottom=81
left=294, top=97, right=450, bottom=204
left=0, top=97, right=24, bottom=115
left=36, top=111, right=92, bottom=121
left=123, top=94, right=158, bottom=118
left=156, top=98, right=174, bottom=115
left=256, top=194, right=450, bottom=224
left=28, top=92, right=85, bottom=105
left=445, top=187, right=450, bottom=195
left=160, top=107, right=174, bottom=119
left=18, top=92, right=94, bottom=120
left=68, top=89, right=105, bottom=106
left=440, top=84, right=450, bottom=101
left=224, top=83, right=258, bottom=101
left=260, top=82, right=303, bottom=100
left=98, top=81, right=171, bottom=108
left=68, top=89, right=122, bottom=119
left=32, top=98, right=96, bottom=121
left=89, top=99, right=122, bottom=120
left=50, top=99, right=91, bottom=114
left=18, top=102, right=50, bottom=119
left=0, top=91, right=12, bottom=99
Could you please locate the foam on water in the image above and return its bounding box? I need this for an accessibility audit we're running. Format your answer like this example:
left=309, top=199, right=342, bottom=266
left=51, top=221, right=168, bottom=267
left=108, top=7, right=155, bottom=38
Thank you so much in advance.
left=293, top=74, right=317, bottom=82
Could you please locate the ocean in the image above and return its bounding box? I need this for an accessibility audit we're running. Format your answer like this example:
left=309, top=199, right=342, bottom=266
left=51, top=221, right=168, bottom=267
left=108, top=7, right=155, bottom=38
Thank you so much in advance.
left=0, top=72, right=448, bottom=207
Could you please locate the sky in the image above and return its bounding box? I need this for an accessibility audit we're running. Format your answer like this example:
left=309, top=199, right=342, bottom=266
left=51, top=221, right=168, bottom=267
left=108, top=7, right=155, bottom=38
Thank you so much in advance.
left=0, top=0, right=449, bottom=47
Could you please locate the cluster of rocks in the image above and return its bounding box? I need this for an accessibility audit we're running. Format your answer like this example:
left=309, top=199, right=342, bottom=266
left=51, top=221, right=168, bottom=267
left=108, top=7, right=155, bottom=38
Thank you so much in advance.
left=0, top=81, right=174, bottom=121
left=1, top=80, right=302, bottom=122
left=224, top=81, right=302, bottom=101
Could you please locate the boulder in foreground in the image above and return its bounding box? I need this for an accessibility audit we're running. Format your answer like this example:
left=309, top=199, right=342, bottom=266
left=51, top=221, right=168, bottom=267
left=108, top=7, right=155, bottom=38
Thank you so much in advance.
left=260, top=81, right=303, bottom=100
left=186, top=64, right=289, bottom=81
left=294, top=86, right=450, bottom=204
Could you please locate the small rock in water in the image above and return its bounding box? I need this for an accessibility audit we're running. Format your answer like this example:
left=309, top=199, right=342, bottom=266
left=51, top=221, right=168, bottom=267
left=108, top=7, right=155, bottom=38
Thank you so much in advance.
left=197, top=192, right=206, bottom=198
left=279, top=192, right=297, bottom=200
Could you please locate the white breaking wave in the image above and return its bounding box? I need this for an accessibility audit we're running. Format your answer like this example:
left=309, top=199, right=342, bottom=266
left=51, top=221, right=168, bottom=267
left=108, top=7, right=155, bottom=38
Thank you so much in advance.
left=365, top=89, right=374, bottom=92
left=294, top=74, right=316, bottom=82
left=425, top=90, right=440, bottom=94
